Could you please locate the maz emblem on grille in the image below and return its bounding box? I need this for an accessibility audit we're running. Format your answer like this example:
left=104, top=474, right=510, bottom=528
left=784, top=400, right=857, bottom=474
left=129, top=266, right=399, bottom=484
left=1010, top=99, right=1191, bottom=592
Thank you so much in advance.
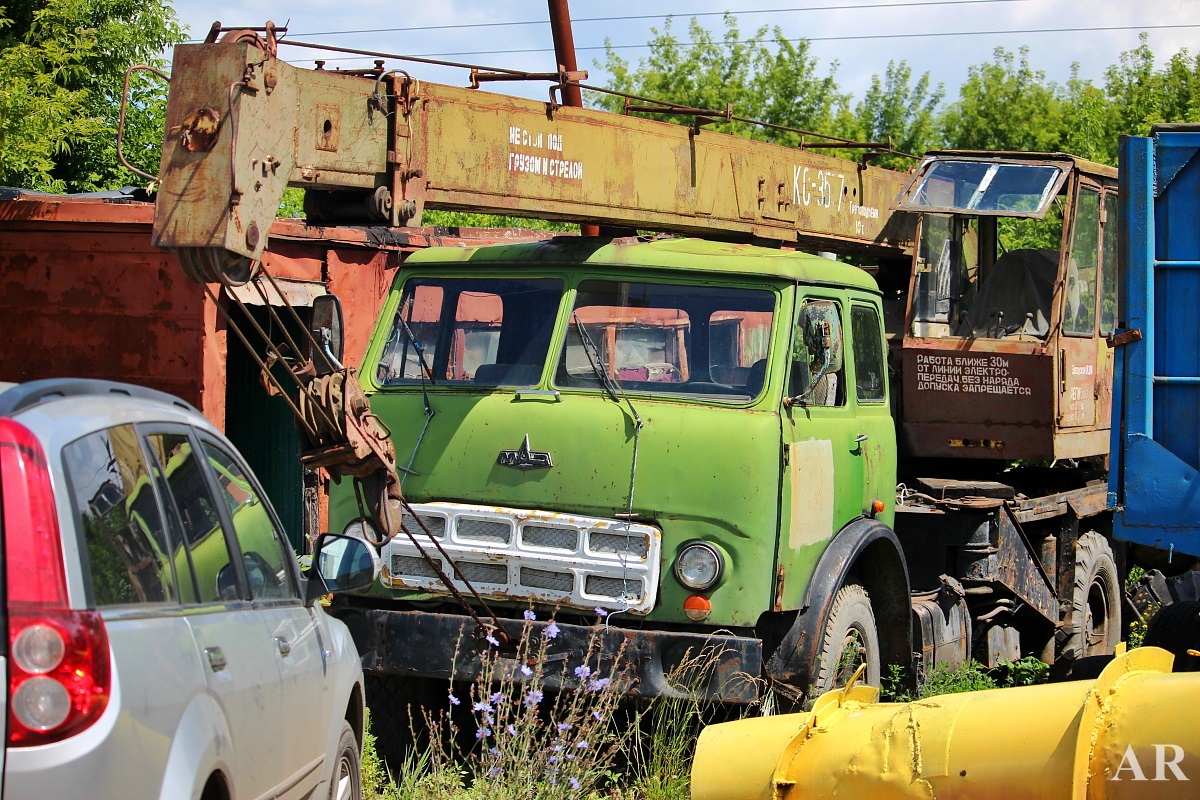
left=497, top=434, right=553, bottom=470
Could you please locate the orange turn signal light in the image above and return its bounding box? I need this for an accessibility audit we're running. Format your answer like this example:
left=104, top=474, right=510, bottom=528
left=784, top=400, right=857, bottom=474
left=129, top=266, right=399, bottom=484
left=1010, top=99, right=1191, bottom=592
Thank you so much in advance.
left=684, top=594, right=712, bottom=621
left=871, top=498, right=886, bottom=516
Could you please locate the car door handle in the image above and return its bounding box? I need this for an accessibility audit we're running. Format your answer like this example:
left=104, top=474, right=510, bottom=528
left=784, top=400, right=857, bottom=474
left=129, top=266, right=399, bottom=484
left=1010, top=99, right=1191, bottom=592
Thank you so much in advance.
left=275, top=637, right=291, bottom=657
left=205, top=646, right=227, bottom=672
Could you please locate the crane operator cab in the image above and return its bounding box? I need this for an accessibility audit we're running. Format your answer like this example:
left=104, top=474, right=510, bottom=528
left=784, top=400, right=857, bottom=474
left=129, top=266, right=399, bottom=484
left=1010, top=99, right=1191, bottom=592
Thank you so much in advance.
left=889, top=152, right=1119, bottom=464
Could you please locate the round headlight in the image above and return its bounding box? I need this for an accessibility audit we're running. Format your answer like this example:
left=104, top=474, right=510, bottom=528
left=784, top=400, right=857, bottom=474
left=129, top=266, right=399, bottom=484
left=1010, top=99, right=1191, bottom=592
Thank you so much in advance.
left=674, top=542, right=723, bottom=591
left=343, top=518, right=379, bottom=543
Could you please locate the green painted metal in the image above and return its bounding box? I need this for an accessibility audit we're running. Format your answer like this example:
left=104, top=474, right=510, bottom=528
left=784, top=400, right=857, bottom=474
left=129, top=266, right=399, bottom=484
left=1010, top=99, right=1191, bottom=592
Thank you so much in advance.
left=329, top=239, right=896, bottom=628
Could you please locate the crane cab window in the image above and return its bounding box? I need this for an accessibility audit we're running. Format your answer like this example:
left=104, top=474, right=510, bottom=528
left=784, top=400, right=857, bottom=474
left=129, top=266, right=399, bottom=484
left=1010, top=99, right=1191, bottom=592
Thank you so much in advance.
left=1064, top=188, right=1100, bottom=337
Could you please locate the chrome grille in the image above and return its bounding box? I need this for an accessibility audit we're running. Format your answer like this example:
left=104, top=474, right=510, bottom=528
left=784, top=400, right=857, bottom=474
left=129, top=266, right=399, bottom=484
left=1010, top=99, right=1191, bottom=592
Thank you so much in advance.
left=590, top=531, right=649, bottom=559
left=457, top=561, right=508, bottom=585
left=457, top=518, right=512, bottom=545
left=522, top=524, right=579, bottom=551
left=402, top=511, right=445, bottom=538
left=392, top=554, right=442, bottom=579
left=520, top=567, right=574, bottom=592
left=383, top=502, right=661, bottom=614
left=585, top=575, right=643, bottom=600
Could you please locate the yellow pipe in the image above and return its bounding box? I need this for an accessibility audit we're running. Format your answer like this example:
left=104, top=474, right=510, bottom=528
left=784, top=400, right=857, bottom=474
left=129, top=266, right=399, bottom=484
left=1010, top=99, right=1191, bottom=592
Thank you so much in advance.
left=693, top=647, right=1198, bottom=800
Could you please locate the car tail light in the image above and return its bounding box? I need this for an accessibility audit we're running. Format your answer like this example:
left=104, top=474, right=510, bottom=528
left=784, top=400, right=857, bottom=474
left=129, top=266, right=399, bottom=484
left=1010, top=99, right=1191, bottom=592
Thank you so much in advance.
left=0, top=419, right=110, bottom=746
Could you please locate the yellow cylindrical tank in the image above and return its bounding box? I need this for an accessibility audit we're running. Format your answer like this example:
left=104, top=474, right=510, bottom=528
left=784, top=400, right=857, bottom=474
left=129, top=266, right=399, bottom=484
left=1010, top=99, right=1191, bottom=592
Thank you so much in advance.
left=693, top=647, right=1198, bottom=800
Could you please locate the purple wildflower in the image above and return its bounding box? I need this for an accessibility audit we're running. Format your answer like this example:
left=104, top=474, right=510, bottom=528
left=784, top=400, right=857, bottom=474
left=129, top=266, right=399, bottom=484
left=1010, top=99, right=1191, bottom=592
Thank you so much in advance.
left=473, top=700, right=493, bottom=713
left=523, top=609, right=537, bottom=621
left=448, top=693, right=461, bottom=706
left=545, top=621, right=560, bottom=639
left=475, top=727, right=492, bottom=739
left=523, top=688, right=544, bottom=708
left=490, top=692, right=505, bottom=705
left=506, top=724, right=517, bottom=736
left=570, top=777, right=581, bottom=789
left=520, top=664, right=533, bottom=677
left=556, top=722, right=572, bottom=732
left=592, top=710, right=603, bottom=721
left=596, top=608, right=609, bottom=617
left=573, top=664, right=592, bottom=680
left=588, top=677, right=611, bottom=692
left=486, top=634, right=500, bottom=647
left=575, top=739, right=589, bottom=749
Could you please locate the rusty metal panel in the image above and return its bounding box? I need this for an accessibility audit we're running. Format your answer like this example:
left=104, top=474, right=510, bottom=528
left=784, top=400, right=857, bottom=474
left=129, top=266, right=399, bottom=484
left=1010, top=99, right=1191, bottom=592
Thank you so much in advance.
left=899, top=346, right=1056, bottom=459
left=154, top=42, right=303, bottom=260
left=152, top=42, right=914, bottom=262
left=406, top=80, right=911, bottom=251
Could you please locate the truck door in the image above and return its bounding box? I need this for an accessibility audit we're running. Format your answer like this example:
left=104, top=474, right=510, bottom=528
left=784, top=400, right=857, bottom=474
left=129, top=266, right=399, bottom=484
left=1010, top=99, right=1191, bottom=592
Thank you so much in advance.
left=779, top=297, right=865, bottom=599
left=847, top=301, right=895, bottom=516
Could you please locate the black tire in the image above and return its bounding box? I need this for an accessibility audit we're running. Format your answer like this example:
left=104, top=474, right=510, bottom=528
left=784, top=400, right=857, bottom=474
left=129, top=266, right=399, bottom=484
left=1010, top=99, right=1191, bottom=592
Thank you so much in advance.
left=329, top=720, right=362, bottom=800
left=1060, top=532, right=1121, bottom=664
left=1144, top=600, right=1200, bottom=672
left=813, top=583, right=881, bottom=698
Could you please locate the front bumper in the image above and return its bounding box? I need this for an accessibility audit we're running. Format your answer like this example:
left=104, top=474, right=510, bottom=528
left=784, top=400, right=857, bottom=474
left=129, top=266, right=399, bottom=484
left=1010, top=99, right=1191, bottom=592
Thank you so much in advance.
left=336, top=607, right=761, bottom=704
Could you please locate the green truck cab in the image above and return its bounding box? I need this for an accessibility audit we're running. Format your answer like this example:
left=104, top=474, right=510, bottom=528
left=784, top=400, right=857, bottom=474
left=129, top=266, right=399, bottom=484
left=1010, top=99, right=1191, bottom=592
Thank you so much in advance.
left=330, top=237, right=909, bottom=702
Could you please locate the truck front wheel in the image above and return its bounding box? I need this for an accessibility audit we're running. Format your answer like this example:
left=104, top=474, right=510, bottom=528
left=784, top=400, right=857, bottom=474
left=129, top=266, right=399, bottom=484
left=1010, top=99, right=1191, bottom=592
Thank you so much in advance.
left=814, top=582, right=881, bottom=697
left=1061, top=531, right=1121, bottom=663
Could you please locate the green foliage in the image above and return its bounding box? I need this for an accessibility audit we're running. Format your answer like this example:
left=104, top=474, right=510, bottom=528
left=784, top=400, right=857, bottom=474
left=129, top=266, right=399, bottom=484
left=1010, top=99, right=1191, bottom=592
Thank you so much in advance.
left=0, top=0, right=184, bottom=193
left=882, top=656, right=1048, bottom=702
left=850, top=60, right=943, bottom=168
left=277, top=187, right=306, bottom=219
left=423, top=209, right=576, bottom=232
left=594, top=15, right=850, bottom=148
left=940, top=46, right=1065, bottom=152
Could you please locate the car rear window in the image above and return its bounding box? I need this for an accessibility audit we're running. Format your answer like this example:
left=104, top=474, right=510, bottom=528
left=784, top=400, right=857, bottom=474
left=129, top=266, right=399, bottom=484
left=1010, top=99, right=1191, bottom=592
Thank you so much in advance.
left=62, top=425, right=181, bottom=606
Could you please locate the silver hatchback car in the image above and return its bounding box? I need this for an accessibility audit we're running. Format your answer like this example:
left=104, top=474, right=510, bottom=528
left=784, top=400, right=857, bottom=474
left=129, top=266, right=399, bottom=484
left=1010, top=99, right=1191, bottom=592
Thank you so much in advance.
left=0, top=379, right=376, bottom=800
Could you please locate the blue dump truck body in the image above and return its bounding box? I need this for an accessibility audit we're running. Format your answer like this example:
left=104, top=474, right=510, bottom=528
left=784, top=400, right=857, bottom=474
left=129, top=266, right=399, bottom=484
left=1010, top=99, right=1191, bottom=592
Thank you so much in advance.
left=1111, top=126, right=1200, bottom=562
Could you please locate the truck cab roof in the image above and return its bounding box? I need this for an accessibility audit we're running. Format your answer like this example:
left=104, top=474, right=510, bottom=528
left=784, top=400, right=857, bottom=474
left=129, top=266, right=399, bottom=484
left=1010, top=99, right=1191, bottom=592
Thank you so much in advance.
left=402, top=236, right=882, bottom=294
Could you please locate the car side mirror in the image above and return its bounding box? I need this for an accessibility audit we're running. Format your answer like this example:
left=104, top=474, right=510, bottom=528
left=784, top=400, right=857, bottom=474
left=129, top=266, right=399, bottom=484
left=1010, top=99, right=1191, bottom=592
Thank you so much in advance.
left=310, top=294, right=345, bottom=375
left=306, top=533, right=379, bottom=605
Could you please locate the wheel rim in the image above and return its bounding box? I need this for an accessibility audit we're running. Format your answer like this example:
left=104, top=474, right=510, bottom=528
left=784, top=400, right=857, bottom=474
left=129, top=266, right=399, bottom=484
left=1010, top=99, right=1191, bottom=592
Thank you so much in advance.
left=834, top=625, right=870, bottom=686
left=333, top=749, right=358, bottom=800
left=1085, top=573, right=1113, bottom=654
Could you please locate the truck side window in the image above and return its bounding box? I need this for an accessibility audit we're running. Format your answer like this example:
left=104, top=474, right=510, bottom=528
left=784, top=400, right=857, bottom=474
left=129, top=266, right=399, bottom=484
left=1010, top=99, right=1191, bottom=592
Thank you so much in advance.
left=792, top=299, right=844, bottom=407
left=851, top=305, right=886, bottom=403
left=62, top=425, right=180, bottom=607
left=1064, top=188, right=1100, bottom=336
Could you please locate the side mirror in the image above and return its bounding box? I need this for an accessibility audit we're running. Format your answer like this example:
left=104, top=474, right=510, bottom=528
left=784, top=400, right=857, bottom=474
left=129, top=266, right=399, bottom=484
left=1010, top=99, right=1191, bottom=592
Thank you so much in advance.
left=306, top=533, right=379, bottom=605
left=310, top=294, right=345, bottom=375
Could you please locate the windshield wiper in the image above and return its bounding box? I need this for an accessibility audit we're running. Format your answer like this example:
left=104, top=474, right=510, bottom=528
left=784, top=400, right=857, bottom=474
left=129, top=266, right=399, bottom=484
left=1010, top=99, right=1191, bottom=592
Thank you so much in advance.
left=397, top=296, right=436, bottom=385
left=573, top=312, right=621, bottom=401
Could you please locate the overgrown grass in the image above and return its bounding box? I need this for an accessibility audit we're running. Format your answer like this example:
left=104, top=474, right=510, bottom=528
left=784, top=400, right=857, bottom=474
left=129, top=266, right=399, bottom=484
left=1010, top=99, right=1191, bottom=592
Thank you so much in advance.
left=361, top=611, right=706, bottom=800
left=881, top=656, right=1049, bottom=702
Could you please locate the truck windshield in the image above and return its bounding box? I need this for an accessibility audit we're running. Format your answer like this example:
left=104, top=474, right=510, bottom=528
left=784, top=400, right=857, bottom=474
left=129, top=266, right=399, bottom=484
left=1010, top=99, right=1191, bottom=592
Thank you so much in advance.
left=376, top=277, right=564, bottom=387
left=555, top=279, right=775, bottom=402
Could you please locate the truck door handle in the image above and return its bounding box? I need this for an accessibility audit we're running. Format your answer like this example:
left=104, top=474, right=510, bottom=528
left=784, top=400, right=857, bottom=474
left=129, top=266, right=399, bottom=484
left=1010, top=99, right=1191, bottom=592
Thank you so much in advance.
left=205, top=647, right=227, bottom=672
left=854, top=434, right=869, bottom=443
left=275, top=637, right=291, bottom=657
